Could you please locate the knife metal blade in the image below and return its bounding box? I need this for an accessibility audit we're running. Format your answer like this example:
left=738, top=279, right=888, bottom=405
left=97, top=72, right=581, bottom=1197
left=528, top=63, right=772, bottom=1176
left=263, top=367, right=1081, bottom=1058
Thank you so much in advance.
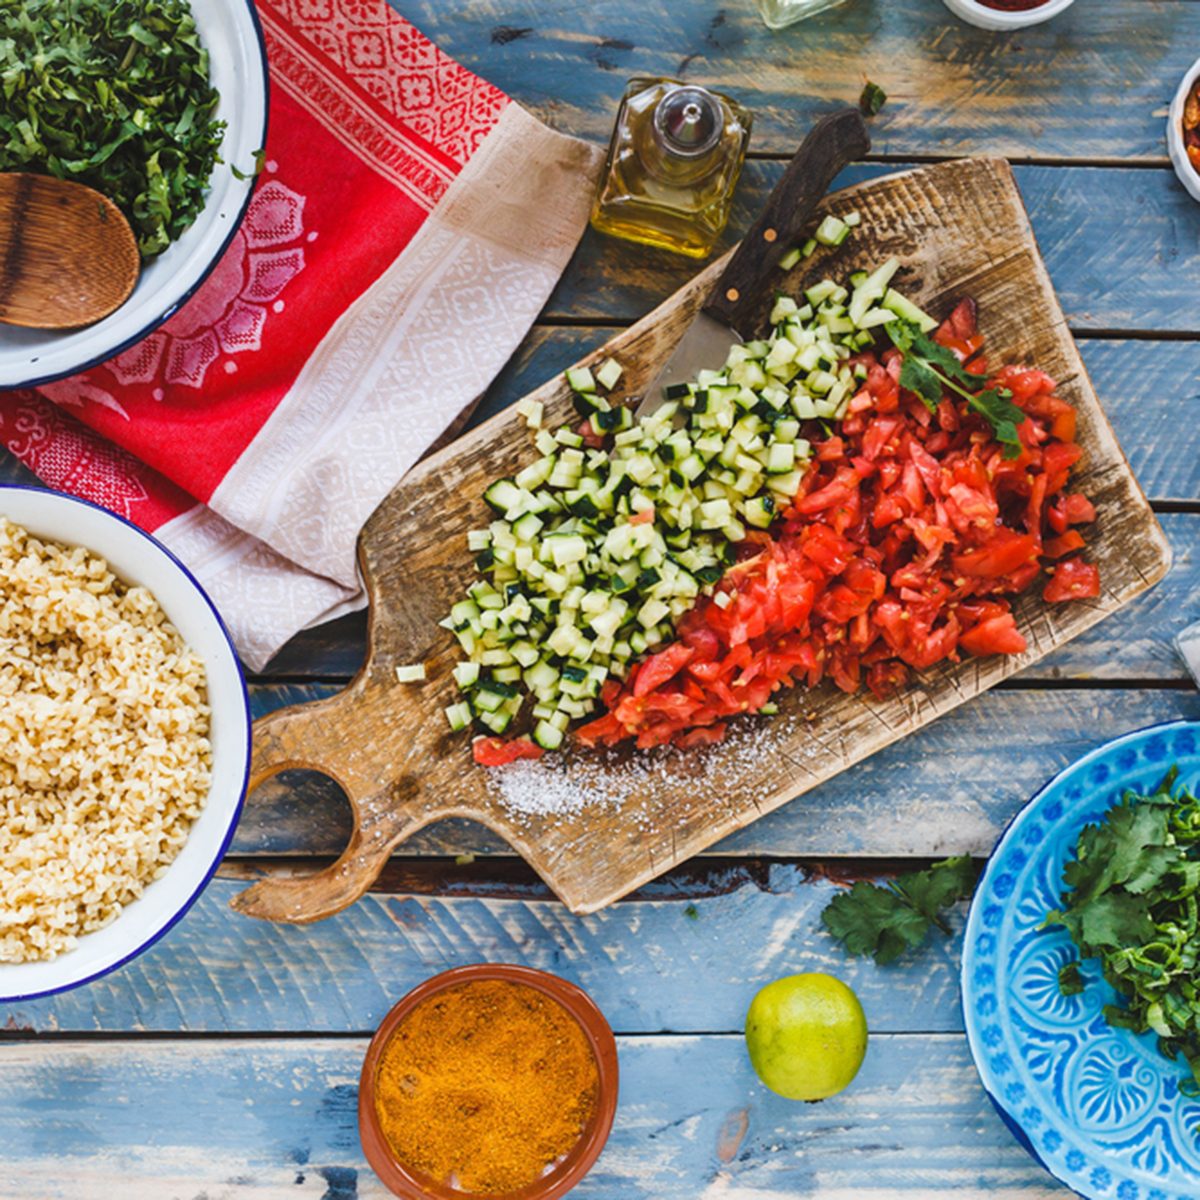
left=636, top=311, right=740, bottom=419
left=634, top=107, right=872, bottom=421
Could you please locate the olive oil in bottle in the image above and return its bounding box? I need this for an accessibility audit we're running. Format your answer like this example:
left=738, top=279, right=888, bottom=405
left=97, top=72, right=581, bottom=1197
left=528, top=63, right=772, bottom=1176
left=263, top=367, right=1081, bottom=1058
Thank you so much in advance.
left=590, top=78, right=752, bottom=259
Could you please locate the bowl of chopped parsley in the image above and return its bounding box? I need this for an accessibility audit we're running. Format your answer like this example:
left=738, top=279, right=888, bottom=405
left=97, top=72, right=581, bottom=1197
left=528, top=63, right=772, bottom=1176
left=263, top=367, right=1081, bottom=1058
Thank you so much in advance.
left=961, top=720, right=1200, bottom=1199
left=0, top=0, right=268, bottom=387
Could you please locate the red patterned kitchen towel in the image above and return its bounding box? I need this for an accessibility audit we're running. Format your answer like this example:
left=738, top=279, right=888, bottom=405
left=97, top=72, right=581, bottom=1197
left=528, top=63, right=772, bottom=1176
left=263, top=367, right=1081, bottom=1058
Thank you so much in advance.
left=0, top=0, right=600, bottom=669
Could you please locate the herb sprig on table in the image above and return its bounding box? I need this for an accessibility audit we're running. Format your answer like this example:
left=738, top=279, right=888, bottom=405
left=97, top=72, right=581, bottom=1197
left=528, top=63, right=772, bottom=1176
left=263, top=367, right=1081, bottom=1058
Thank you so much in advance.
left=821, top=856, right=979, bottom=965
left=887, top=320, right=1027, bottom=458
left=0, top=0, right=225, bottom=257
left=1043, top=767, right=1200, bottom=1094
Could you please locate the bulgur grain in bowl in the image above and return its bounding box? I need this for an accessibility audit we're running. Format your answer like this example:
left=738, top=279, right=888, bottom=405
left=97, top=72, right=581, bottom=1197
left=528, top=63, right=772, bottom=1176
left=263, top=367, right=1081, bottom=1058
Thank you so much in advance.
left=0, top=486, right=250, bottom=1001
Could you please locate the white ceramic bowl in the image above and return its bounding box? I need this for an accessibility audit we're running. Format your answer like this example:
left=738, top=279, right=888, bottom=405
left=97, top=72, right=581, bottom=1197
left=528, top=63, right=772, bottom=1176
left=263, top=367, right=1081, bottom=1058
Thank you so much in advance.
left=942, top=0, right=1075, bottom=31
left=0, top=486, right=251, bottom=1001
left=1169, top=56, right=1200, bottom=203
left=0, top=0, right=269, bottom=390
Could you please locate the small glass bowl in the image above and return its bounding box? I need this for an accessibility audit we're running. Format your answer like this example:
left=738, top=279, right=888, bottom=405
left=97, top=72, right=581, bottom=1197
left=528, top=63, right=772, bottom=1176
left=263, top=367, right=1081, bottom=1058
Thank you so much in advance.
left=358, top=964, right=619, bottom=1200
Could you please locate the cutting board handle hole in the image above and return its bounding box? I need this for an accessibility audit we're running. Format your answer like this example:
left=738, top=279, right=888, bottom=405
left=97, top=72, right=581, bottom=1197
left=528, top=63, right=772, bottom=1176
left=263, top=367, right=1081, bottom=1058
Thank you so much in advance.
left=247, top=768, right=354, bottom=852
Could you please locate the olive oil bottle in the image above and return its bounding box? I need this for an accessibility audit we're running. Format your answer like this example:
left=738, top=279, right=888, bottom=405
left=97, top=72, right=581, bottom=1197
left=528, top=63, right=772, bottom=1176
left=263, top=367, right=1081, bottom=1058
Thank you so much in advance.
left=590, top=78, right=752, bottom=259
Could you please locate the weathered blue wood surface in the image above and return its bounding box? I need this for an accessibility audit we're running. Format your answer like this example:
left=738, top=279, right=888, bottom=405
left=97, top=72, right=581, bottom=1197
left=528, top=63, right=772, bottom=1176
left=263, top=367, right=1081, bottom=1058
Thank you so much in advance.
left=0, top=872, right=966, bottom=1036
left=544, top=163, right=1200, bottom=332
left=0, top=1036, right=1071, bottom=1198
left=401, top=0, right=1196, bottom=163
left=2, top=3, right=1199, bottom=1198
left=234, top=688, right=1200, bottom=860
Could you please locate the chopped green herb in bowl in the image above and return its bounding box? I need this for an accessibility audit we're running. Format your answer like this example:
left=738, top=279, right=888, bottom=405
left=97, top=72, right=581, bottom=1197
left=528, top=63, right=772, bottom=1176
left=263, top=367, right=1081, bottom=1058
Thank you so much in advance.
left=1, top=0, right=226, bottom=258
left=1043, top=767, right=1200, bottom=1094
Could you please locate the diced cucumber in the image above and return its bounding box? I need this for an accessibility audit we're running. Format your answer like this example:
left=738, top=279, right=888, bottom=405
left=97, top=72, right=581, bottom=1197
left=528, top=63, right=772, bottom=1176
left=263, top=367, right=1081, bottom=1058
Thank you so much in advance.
left=447, top=254, right=919, bottom=748
left=882, top=288, right=938, bottom=333
left=484, top=479, right=522, bottom=512
left=595, top=357, right=623, bottom=391
left=444, top=702, right=472, bottom=732
left=815, top=215, right=848, bottom=246
left=533, top=720, right=564, bottom=750
left=516, top=398, right=544, bottom=429
left=566, top=366, right=596, bottom=392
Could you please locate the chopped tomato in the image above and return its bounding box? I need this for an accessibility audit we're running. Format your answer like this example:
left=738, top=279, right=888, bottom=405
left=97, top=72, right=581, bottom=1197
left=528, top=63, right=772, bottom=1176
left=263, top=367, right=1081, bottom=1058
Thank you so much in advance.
left=577, top=419, right=607, bottom=450
left=1063, top=493, right=1097, bottom=525
left=1045, top=531, right=1085, bottom=558
left=571, top=298, right=1097, bottom=753
left=472, top=737, right=544, bottom=767
left=633, top=644, right=694, bottom=698
left=675, top=724, right=729, bottom=749
left=1043, top=557, right=1101, bottom=602
left=951, top=531, right=1038, bottom=579
left=960, top=613, right=1028, bottom=656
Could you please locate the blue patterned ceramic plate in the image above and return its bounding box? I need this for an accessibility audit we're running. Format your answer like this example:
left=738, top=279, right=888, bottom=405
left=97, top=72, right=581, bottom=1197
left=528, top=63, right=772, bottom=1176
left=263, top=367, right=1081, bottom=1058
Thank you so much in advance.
left=962, top=721, right=1200, bottom=1200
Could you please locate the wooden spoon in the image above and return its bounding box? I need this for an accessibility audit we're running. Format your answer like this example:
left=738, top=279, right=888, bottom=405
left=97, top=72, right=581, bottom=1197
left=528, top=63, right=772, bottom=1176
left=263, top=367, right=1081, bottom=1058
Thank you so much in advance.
left=0, top=173, right=140, bottom=329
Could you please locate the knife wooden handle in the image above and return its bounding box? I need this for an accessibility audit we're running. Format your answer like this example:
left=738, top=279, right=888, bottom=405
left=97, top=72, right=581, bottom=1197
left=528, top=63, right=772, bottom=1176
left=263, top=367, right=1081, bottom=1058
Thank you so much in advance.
left=702, top=108, right=871, bottom=338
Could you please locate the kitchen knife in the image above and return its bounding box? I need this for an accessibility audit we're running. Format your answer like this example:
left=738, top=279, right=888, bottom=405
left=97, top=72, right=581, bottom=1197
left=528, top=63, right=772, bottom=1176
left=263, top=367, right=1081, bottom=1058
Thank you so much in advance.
left=637, top=107, right=871, bottom=418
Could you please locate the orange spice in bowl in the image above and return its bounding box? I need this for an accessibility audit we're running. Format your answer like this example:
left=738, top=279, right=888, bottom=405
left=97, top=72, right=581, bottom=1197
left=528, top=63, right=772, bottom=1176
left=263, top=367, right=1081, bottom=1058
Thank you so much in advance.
left=359, top=965, right=618, bottom=1200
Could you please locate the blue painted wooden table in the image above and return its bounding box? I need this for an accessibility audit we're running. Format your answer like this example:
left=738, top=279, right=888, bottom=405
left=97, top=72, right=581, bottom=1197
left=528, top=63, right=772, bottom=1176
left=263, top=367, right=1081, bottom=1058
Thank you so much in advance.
left=3, top=2, right=1200, bottom=1196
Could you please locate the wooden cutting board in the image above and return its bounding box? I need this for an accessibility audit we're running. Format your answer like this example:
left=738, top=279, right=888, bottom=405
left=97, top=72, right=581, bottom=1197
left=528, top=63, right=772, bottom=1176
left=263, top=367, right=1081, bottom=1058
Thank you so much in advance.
left=232, top=157, right=1171, bottom=922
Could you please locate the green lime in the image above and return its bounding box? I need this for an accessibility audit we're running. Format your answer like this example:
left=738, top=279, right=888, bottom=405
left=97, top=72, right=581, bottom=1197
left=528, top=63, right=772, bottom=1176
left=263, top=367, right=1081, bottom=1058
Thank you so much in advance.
left=744, top=972, right=868, bottom=1101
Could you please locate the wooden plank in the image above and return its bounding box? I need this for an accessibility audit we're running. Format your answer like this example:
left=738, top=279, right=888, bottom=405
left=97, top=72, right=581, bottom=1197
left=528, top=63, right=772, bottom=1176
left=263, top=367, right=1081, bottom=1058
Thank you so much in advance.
left=543, top=162, right=1200, bottom=331
left=233, top=157, right=1172, bottom=919
left=399, top=0, right=1193, bottom=164
left=264, top=510, right=1197, bottom=682
left=264, top=327, right=1198, bottom=680
left=0, top=1035, right=1071, bottom=1197
left=235, top=687, right=1200, bottom=859
left=482, top=332, right=1200, bottom=507
left=3, top=328, right=1196, bottom=566
left=0, top=871, right=965, bottom=1036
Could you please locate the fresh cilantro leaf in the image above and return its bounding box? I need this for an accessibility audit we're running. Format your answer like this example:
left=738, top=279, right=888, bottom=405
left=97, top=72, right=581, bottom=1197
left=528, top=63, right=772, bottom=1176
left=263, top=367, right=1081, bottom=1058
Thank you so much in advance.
left=821, top=856, right=979, bottom=965
left=967, top=388, right=1026, bottom=460
left=1058, top=961, right=1085, bottom=996
left=893, top=855, right=979, bottom=924
left=821, top=882, right=930, bottom=965
left=898, top=356, right=943, bottom=413
left=1042, top=767, right=1200, bottom=1117
left=885, top=319, right=1025, bottom=457
left=1078, top=891, right=1157, bottom=949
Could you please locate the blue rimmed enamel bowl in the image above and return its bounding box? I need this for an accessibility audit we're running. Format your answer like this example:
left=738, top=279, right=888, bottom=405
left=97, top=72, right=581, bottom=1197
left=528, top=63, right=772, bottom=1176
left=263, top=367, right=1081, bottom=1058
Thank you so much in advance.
left=0, top=0, right=269, bottom=389
left=0, top=485, right=250, bottom=1002
left=962, top=721, right=1200, bottom=1200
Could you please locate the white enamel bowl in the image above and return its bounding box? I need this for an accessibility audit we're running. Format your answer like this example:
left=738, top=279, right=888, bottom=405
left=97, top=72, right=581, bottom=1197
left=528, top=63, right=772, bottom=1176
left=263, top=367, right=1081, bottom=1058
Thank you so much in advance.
left=0, top=486, right=251, bottom=1001
left=1169, top=57, right=1200, bottom=204
left=941, top=0, right=1076, bottom=31
left=0, top=0, right=269, bottom=389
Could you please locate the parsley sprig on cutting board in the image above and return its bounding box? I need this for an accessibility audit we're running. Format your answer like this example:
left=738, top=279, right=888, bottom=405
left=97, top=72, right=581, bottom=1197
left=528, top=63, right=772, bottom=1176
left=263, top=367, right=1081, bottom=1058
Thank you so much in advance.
left=1, top=0, right=225, bottom=257
left=887, top=321, right=1027, bottom=458
left=1043, top=767, right=1200, bottom=1094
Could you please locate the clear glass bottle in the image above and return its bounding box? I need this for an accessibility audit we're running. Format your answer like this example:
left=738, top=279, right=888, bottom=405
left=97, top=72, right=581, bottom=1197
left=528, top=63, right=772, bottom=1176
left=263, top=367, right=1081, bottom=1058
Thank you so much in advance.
left=756, top=0, right=849, bottom=30
left=590, top=78, right=752, bottom=259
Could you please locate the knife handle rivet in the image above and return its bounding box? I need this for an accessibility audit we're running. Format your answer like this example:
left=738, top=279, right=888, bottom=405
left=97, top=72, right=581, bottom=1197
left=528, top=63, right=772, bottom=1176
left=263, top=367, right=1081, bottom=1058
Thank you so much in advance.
left=763, top=228, right=777, bottom=242
left=726, top=287, right=739, bottom=302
